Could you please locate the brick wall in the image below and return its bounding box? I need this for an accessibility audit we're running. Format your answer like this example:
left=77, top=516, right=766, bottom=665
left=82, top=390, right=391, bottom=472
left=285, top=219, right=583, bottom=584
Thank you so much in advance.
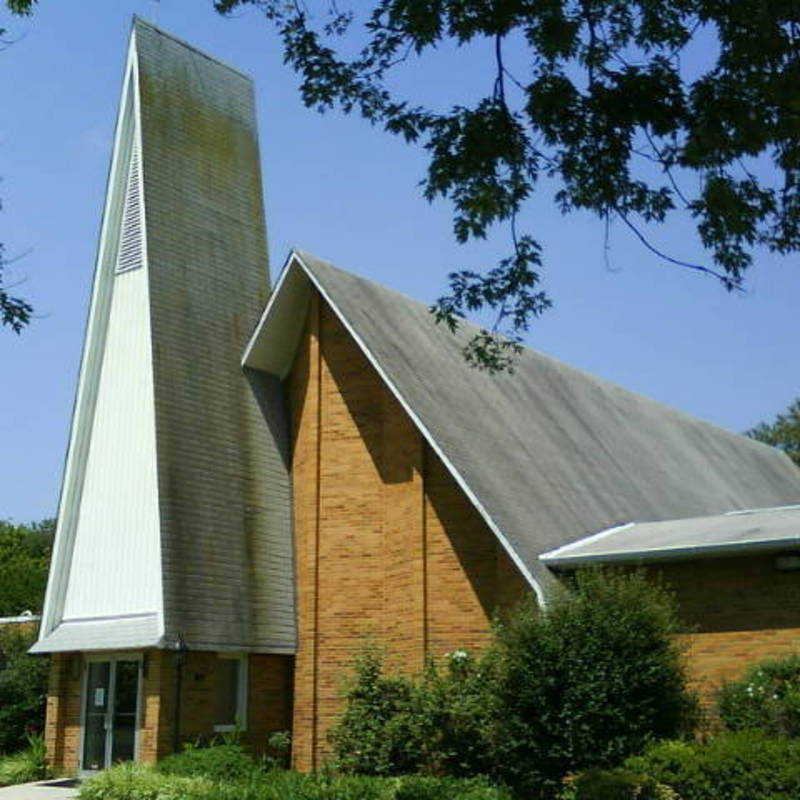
left=648, top=555, right=800, bottom=700
left=287, top=294, right=528, bottom=771
left=43, top=650, right=291, bottom=775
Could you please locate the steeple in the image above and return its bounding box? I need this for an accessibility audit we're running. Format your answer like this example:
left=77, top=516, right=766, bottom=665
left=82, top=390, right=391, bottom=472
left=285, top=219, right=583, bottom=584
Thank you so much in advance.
left=33, top=18, right=295, bottom=655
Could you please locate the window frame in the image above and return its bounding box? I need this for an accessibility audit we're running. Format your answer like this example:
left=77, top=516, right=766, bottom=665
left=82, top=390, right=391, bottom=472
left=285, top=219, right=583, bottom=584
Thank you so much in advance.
left=212, top=653, right=248, bottom=733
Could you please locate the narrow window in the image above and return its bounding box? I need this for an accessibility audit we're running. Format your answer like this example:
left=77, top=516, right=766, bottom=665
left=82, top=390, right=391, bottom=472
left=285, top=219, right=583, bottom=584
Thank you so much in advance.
left=213, top=654, right=247, bottom=732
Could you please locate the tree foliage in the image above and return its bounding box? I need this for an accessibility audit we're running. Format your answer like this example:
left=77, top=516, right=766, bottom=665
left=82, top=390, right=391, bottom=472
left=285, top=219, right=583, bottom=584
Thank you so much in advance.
left=2, top=0, right=36, bottom=334
left=0, top=519, right=55, bottom=617
left=746, top=398, right=800, bottom=468
left=0, top=626, right=48, bottom=754
left=216, top=0, right=799, bottom=371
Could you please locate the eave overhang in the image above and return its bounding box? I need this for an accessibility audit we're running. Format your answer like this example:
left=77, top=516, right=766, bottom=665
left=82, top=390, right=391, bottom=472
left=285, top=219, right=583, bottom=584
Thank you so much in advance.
left=540, top=504, right=800, bottom=569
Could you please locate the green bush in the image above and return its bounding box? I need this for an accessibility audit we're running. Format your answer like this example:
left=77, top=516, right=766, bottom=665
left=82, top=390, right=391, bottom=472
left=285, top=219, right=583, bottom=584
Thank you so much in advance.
left=79, top=764, right=511, bottom=800
left=0, top=735, right=50, bottom=786
left=626, top=731, right=800, bottom=800
left=329, top=645, right=494, bottom=777
left=330, top=571, right=695, bottom=799
left=329, top=645, right=419, bottom=775
left=561, top=769, right=677, bottom=800
left=264, top=730, right=292, bottom=771
left=717, top=653, right=800, bottom=736
left=0, top=627, right=49, bottom=753
left=489, top=570, right=696, bottom=798
left=79, top=762, right=220, bottom=800
left=394, top=776, right=510, bottom=800
left=157, top=737, right=261, bottom=782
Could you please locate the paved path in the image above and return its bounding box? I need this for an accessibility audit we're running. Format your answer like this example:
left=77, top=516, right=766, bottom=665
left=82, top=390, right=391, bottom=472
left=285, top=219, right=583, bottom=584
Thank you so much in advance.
left=0, top=779, right=79, bottom=799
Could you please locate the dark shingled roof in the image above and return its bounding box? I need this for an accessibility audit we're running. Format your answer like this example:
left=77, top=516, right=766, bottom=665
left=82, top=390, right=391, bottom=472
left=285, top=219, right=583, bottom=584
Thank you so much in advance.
left=245, top=251, right=800, bottom=596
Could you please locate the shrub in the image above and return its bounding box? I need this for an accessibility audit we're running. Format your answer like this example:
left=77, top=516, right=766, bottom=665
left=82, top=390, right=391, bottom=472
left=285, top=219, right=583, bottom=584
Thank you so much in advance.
left=626, top=731, right=800, bottom=800
left=79, top=764, right=511, bottom=800
left=329, top=645, right=495, bottom=777
left=79, top=762, right=219, bottom=800
left=394, top=776, right=511, bottom=800
left=157, top=737, right=260, bottom=782
left=0, top=628, right=49, bottom=753
left=264, top=730, right=292, bottom=771
left=0, top=735, right=50, bottom=786
left=331, top=571, right=695, bottom=798
left=717, top=653, right=800, bottom=736
left=490, top=570, right=697, bottom=798
left=561, top=769, right=677, bottom=800
left=328, top=644, right=420, bottom=776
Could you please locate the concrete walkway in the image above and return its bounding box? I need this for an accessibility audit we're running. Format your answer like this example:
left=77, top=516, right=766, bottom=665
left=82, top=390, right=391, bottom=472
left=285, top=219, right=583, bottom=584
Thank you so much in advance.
left=0, top=779, right=79, bottom=799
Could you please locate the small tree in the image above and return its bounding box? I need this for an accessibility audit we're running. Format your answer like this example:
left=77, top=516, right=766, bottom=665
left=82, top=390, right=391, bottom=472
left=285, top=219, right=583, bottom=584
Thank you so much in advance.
left=329, top=645, right=419, bottom=776
left=330, top=646, right=495, bottom=777
left=0, top=626, right=49, bottom=754
left=492, top=570, right=696, bottom=798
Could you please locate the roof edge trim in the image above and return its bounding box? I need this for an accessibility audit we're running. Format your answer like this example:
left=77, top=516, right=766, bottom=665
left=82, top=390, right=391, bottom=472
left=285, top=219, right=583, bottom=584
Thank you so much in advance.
left=541, top=535, right=800, bottom=568
left=539, top=522, right=635, bottom=563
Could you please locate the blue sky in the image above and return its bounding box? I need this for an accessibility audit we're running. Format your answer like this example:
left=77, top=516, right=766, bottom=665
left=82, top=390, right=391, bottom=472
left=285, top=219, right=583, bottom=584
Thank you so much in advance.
left=1, top=1, right=797, bottom=523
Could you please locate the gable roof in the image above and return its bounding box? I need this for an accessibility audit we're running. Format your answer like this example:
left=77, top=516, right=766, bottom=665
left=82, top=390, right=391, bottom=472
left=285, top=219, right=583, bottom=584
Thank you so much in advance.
left=244, top=250, right=800, bottom=597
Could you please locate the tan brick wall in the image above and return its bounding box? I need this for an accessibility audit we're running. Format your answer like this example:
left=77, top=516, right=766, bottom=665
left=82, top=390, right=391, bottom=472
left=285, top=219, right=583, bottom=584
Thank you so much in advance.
left=44, top=653, right=87, bottom=775
left=288, top=294, right=528, bottom=771
left=648, top=555, right=800, bottom=701
left=43, top=650, right=291, bottom=774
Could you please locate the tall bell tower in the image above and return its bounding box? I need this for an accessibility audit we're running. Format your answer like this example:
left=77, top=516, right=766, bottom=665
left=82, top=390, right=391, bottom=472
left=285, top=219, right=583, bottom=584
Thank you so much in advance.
left=34, top=17, right=295, bottom=658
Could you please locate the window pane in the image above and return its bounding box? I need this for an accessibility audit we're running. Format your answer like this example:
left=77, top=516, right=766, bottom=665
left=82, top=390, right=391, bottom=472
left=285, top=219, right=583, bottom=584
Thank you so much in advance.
left=82, top=662, right=110, bottom=771
left=112, top=661, right=139, bottom=763
left=214, top=659, right=240, bottom=727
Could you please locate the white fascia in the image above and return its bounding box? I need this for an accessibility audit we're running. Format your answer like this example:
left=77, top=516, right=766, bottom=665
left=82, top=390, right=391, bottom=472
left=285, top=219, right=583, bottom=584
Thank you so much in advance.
left=539, top=522, right=636, bottom=566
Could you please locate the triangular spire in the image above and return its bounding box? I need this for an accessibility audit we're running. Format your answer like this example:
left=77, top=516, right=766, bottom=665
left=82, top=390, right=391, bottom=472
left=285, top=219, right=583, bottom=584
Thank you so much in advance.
left=33, top=18, right=294, bottom=655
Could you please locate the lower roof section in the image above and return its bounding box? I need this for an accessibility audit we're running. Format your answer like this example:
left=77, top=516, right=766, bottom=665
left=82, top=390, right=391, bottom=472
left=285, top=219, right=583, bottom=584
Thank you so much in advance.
left=29, top=612, right=298, bottom=655
left=540, top=504, right=800, bottom=568
left=29, top=613, right=162, bottom=654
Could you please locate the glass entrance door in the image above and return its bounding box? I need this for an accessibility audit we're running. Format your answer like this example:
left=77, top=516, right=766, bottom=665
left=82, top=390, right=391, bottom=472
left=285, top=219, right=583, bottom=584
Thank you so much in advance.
left=82, top=658, right=140, bottom=772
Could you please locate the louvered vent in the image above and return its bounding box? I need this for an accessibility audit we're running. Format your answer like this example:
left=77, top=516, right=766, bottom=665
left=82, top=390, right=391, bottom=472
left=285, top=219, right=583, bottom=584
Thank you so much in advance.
left=115, top=141, right=144, bottom=274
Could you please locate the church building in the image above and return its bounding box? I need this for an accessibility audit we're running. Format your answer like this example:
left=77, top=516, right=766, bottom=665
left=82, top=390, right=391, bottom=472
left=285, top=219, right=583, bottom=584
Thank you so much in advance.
left=33, top=17, right=800, bottom=776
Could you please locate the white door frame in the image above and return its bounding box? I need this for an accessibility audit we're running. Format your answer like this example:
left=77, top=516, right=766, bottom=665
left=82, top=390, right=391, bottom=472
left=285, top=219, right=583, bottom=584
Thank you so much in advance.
left=77, top=653, right=143, bottom=776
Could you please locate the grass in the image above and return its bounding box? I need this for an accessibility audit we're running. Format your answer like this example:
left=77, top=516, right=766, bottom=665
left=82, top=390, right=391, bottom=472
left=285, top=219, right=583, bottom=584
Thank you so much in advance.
left=78, top=763, right=512, bottom=800
left=0, top=734, right=50, bottom=786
